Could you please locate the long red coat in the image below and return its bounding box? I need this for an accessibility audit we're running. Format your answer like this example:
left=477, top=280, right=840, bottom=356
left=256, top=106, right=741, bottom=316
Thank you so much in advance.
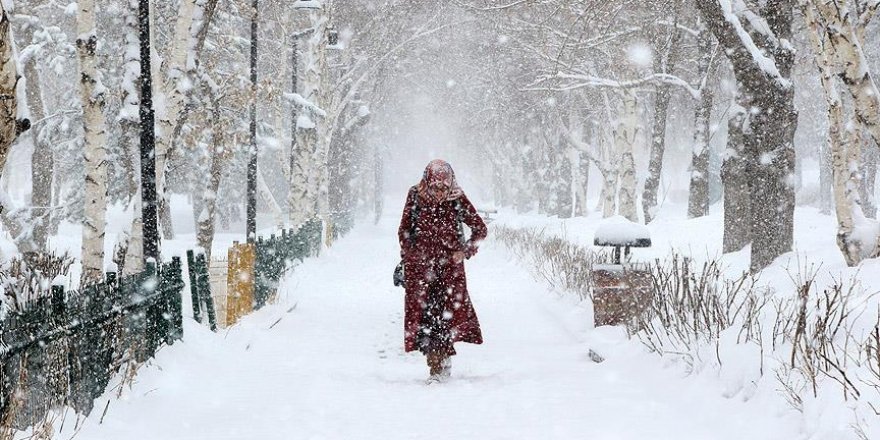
left=398, top=186, right=488, bottom=353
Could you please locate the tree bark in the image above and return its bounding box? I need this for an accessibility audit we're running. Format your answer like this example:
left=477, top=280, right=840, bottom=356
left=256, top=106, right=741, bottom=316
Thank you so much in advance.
left=687, top=29, right=715, bottom=219
left=20, top=25, right=53, bottom=251
left=154, top=0, right=199, bottom=240
left=575, top=148, right=590, bottom=217
left=617, top=91, right=639, bottom=222
left=197, top=115, right=224, bottom=262
left=0, top=6, right=21, bottom=183
left=819, top=137, right=833, bottom=214
left=697, top=0, right=798, bottom=272
left=120, top=0, right=143, bottom=275
left=722, top=107, right=751, bottom=253
left=810, top=0, right=880, bottom=153
left=123, top=198, right=144, bottom=275
left=642, top=24, right=682, bottom=224
left=860, top=129, right=878, bottom=218
left=805, top=2, right=870, bottom=265
left=290, top=8, right=330, bottom=231
left=77, top=0, right=109, bottom=284
left=598, top=138, right=618, bottom=218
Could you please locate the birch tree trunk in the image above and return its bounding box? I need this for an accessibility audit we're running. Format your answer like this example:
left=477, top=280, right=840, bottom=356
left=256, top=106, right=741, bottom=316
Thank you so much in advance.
left=258, top=168, right=284, bottom=228
left=565, top=115, right=591, bottom=217
left=576, top=150, right=590, bottom=217
left=197, top=106, right=224, bottom=263
left=805, top=2, right=870, bottom=265
left=617, top=91, right=639, bottom=223
left=819, top=138, right=833, bottom=214
left=835, top=121, right=868, bottom=265
left=597, top=133, right=619, bottom=218
left=77, top=0, right=109, bottom=284
left=120, top=0, right=142, bottom=275
left=123, top=198, right=144, bottom=275
left=21, top=26, right=53, bottom=251
left=0, top=5, right=20, bottom=182
left=810, top=0, right=880, bottom=151
left=860, top=133, right=877, bottom=218
left=290, top=7, right=330, bottom=231
left=118, top=0, right=141, bottom=201
left=154, top=0, right=199, bottom=240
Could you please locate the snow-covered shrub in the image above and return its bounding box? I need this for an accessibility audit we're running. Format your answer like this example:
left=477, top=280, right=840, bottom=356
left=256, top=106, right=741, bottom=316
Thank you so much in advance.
left=0, top=252, right=74, bottom=312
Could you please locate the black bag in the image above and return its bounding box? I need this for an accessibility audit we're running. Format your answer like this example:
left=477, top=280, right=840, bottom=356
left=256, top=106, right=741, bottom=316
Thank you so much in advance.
left=393, top=260, right=405, bottom=287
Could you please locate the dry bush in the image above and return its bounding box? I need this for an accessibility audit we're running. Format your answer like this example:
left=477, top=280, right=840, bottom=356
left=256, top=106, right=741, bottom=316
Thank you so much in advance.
left=771, top=270, right=866, bottom=405
left=636, top=255, right=768, bottom=370
left=493, top=225, right=596, bottom=299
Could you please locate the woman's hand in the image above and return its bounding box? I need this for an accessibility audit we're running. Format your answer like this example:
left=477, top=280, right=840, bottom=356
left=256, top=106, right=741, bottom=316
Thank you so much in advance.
left=452, top=251, right=465, bottom=264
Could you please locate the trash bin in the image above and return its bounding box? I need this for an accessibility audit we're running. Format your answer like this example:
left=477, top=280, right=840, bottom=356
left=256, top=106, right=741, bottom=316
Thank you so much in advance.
left=591, top=217, right=652, bottom=329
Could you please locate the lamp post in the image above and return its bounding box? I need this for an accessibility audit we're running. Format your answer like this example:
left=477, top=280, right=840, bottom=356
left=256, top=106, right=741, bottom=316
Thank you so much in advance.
left=289, top=30, right=297, bottom=208
left=247, top=0, right=258, bottom=243
left=139, top=0, right=159, bottom=263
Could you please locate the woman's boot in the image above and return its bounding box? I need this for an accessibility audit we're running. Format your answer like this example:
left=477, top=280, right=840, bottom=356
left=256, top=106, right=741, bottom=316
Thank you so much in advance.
left=440, top=356, right=451, bottom=380
left=426, top=352, right=443, bottom=383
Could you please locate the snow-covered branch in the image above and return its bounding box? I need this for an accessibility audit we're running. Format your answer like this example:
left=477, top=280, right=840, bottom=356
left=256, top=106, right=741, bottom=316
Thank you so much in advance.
left=284, top=92, right=327, bottom=118
left=526, top=72, right=700, bottom=99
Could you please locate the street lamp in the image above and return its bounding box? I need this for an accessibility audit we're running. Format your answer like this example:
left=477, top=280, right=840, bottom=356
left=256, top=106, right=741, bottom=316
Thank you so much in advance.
left=139, top=0, right=159, bottom=263
left=247, top=0, right=258, bottom=243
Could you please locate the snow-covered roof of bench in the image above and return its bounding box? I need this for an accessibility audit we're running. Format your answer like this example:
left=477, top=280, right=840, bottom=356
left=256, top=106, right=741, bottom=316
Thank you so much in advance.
left=593, top=216, right=651, bottom=248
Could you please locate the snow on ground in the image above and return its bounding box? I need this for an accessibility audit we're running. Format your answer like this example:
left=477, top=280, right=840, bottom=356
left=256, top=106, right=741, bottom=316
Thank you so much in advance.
left=494, top=200, right=880, bottom=439
left=58, top=207, right=805, bottom=440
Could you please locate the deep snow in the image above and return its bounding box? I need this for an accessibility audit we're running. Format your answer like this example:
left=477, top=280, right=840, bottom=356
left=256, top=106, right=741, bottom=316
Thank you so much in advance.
left=51, top=208, right=808, bottom=440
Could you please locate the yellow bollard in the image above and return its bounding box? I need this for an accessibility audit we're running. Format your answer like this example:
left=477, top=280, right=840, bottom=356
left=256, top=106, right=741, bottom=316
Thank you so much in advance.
left=227, top=242, right=256, bottom=326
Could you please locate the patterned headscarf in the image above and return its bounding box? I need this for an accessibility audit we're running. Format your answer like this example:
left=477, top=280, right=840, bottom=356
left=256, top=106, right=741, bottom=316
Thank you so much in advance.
left=417, top=159, right=464, bottom=203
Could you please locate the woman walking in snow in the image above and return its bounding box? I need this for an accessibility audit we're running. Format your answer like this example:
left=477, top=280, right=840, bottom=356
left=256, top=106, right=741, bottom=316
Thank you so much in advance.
left=398, top=159, right=488, bottom=383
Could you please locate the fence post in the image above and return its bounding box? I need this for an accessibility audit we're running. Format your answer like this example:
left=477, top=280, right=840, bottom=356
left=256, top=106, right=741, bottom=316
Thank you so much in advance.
left=255, top=238, right=267, bottom=310
left=186, top=249, right=203, bottom=323
left=48, top=282, right=68, bottom=408
left=195, top=253, right=218, bottom=332
left=167, top=257, right=184, bottom=343
left=50, top=283, right=65, bottom=317
left=144, top=260, right=159, bottom=359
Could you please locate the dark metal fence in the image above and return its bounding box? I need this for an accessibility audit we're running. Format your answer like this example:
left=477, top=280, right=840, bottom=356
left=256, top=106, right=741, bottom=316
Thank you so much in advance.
left=0, top=212, right=354, bottom=430
left=0, top=258, right=185, bottom=429
left=254, top=218, right=323, bottom=310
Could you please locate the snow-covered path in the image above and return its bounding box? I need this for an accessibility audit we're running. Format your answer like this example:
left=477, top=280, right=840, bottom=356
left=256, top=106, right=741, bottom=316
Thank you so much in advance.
left=74, top=216, right=802, bottom=440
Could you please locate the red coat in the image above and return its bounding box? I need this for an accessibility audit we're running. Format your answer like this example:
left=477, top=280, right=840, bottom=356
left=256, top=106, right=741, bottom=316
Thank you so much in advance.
left=398, top=186, right=488, bottom=353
